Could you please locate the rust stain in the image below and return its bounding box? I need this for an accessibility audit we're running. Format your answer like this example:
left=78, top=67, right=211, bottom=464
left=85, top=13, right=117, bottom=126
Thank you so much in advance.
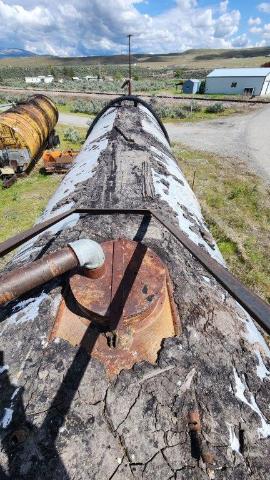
left=51, top=239, right=180, bottom=377
left=188, top=411, right=201, bottom=433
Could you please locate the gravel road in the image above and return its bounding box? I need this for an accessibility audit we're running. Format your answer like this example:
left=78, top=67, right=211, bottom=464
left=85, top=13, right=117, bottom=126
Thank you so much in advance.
left=166, top=105, right=270, bottom=180
left=59, top=105, right=270, bottom=181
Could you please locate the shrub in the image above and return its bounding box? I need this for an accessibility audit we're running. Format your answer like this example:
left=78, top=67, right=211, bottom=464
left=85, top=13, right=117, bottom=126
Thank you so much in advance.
left=205, top=103, right=225, bottom=113
left=154, top=104, right=188, bottom=119
left=199, top=80, right=205, bottom=94
left=189, top=100, right=202, bottom=112
left=56, top=98, right=67, bottom=105
left=63, top=128, right=83, bottom=144
left=70, top=99, right=108, bottom=115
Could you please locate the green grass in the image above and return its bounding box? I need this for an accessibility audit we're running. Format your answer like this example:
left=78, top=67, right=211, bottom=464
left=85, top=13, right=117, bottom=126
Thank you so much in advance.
left=0, top=172, right=61, bottom=243
left=163, top=107, right=240, bottom=123
left=173, top=144, right=270, bottom=303
left=56, top=103, right=90, bottom=116
left=56, top=124, right=87, bottom=150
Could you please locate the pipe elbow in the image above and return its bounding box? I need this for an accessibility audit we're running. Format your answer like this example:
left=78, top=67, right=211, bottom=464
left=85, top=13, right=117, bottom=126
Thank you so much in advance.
left=68, top=239, right=105, bottom=270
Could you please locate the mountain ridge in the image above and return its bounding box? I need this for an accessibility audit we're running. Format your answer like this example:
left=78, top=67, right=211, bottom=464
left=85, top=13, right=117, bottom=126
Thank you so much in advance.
left=0, top=48, right=36, bottom=59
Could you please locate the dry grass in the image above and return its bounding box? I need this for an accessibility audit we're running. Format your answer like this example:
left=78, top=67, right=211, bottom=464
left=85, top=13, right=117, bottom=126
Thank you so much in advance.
left=173, top=144, right=270, bottom=303
left=0, top=47, right=270, bottom=69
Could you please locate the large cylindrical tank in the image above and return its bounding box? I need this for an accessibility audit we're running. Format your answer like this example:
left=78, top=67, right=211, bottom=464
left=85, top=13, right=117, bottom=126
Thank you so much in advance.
left=0, top=96, right=270, bottom=479
left=0, top=95, right=58, bottom=172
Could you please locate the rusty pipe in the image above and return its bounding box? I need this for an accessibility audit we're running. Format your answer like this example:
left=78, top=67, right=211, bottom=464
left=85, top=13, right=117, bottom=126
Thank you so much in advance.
left=0, top=239, right=105, bottom=305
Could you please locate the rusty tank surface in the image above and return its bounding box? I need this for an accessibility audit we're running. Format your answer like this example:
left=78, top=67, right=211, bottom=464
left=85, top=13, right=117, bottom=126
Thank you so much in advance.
left=43, top=149, right=78, bottom=173
left=0, top=96, right=270, bottom=479
left=0, top=94, right=59, bottom=175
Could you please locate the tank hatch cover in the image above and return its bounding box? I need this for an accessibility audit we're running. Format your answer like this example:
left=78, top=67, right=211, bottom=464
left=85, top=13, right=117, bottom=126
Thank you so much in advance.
left=51, top=239, right=180, bottom=377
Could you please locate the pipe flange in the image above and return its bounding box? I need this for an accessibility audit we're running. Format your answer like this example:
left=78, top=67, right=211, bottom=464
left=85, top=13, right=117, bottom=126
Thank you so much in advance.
left=68, top=239, right=105, bottom=270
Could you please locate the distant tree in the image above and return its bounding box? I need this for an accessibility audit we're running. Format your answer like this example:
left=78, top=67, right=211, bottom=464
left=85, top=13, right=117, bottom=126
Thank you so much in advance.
left=63, top=66, right=75, bottom=79
left=261, top=62, right=270, bottom=67
left=113, top=70, right=123, bottom=81
left=49, top=67, right=56, bottom=77
left=199, top=80, right=205, bottom=94
left=174, top=69, right=183, bottom=78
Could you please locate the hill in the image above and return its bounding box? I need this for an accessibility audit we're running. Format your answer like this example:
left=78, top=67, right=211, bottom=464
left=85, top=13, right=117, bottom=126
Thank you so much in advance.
left=0, top=49, right=36, bottom=59
left=0, top=46, right=270, bottom=69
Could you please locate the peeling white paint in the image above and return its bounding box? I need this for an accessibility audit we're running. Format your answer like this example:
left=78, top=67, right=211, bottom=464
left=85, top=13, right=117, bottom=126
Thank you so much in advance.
left=149, top=146, right=224, bottom=264
left=41, top=201, right=75, bottom=223
left=179, top=368, right=196, bottom=394
left=239, top=311, right=270, bottom=358
left=0, top=408, right=13, bottom=429
left=0, top=387, right=20, bottom=429
left=202, top=276, right=211, bottom=283
left=151, top=168, right=223, bottom=264
left=16, top=212, right=80, bottom=264
left=11, top=387, right=20, bottom=400
left=139, top=105, right=170, bottom=150
left=7, top=293, right=48, bottom=326
left=226, top=422, right=240, bottom=454
left=233, top=367, right=270, bottom=438
left=15, top=246, right=41, bottom=264
left=255, top=351, right=270, bottom=381
left=41, top=137, right=108, bottom=217
left=87, top=107, right=116, bottom=141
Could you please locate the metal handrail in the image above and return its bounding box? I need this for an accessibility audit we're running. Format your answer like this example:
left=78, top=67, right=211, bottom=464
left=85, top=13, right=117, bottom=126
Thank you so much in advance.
left=0, top=207, right=269, bottom=334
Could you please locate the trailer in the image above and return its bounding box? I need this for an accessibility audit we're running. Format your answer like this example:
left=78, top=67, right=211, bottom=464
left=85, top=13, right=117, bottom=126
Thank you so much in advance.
left=0, top=96, right=269, bottom=479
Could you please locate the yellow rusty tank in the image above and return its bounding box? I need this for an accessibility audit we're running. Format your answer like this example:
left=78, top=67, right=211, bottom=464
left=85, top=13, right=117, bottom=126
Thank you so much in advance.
left=0, top=95, right=58, bottom=169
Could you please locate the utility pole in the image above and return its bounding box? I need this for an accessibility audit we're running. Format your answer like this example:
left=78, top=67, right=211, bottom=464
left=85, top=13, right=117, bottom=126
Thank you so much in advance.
left=127, top=34, right=133, bottom=95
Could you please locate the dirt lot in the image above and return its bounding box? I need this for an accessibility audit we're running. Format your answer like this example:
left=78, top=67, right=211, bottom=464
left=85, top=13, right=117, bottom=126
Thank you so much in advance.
left=168, top=105, right=270, bottom=181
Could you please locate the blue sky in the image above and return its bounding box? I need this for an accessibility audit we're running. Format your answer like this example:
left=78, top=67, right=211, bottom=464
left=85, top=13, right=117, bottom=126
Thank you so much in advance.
left=0, top=0, right=269, bottom=56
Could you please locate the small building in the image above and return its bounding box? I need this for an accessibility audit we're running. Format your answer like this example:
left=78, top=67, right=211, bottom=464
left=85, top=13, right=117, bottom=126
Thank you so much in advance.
left=25, top=76, right=41, bottom=84
left=182, top=79, right=201, bottom=94
left=84, top=75, right=99, bottom=81
left=205, top=68, right=270, bottom=96
left=72, top=77, right=81, bottom=81
left=25, top=75, right=54, bottom=84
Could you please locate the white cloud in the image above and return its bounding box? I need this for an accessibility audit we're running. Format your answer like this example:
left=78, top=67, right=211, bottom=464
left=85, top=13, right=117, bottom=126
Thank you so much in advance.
left=248, top=17, right=261, bottom=25
left=249, top=26, right=262, bottom=34
left=231, top=33, right=249, bottom=48
left=214, top=10, right=240, bottom=38
left=249, top=21, right=270, bottom=39
left=258, top=3, right=270, bottom=13
left=219, top=0, right=228, bottom=14
left=0, top=0, right=243, bottom=56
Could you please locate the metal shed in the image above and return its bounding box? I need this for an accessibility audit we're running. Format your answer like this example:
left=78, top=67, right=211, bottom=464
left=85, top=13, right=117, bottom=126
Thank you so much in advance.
left=182, top=78, right=201, bottom=94
left=205, top=68, right=270, bottom=96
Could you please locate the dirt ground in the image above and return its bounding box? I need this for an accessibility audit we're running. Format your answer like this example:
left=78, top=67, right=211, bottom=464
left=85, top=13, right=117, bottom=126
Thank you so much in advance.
left=167, top=105, right=270, bottom=181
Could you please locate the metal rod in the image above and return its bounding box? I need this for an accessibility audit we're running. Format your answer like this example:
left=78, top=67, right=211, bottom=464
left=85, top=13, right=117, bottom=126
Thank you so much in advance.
left=127, top=34, right=132, bottom=95
left=0, top=208, right=150, bottom=257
